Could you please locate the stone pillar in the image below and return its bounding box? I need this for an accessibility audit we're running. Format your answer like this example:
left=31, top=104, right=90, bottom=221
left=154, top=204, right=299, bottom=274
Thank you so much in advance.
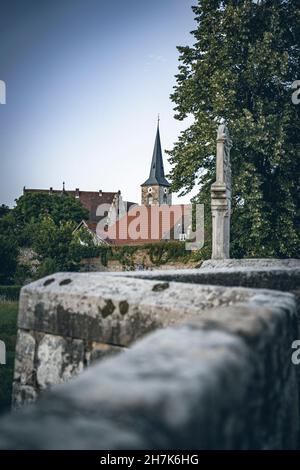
left=211, top=124, right=232, bottom=259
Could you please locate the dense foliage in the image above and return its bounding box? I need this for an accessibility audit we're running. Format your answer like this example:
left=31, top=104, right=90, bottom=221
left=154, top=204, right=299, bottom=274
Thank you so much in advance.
left=0, top=235, right=19, bottom=284
left=0, top=286, right=21, bottom=301
left=110, top=241, right=201, bottom=269
left=167, top=0, right=300, bottom=258
left=0, top=301, right=18, bottom=414
left=0, top=193, right=95, bottom=283
left=30, top=216, right=99, bottom=277
left=12, top=192, right=89, bottom=244
left=0, top=205, right=9, bottom=219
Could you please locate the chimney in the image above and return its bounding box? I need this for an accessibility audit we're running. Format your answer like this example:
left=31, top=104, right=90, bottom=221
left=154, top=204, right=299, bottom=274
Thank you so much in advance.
left=75, top=188, right=80, bottom=198
left=99, top=190, right=103, bottom=197
left=49, top=187, right=53, bottom=195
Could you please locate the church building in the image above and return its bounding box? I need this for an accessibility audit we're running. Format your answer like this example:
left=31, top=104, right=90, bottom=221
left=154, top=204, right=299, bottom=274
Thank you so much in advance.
left=141, top=121, right=172, bottom=206
left=104, top=122, right=187, bottom=245
left=23, top=120, right=187, bottom=245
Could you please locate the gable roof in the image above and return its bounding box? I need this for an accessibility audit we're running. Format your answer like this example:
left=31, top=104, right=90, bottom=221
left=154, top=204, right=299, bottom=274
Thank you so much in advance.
left=73, top=220, right=109, bottom=246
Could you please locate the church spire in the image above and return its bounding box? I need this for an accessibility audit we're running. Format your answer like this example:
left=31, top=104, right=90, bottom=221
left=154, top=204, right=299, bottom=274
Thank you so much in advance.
left=141, top=119, right=170, bottom=187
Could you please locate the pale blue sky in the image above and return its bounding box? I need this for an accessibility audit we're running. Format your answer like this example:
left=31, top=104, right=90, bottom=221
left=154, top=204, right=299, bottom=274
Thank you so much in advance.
left=0, top=0, right=197, bottom=207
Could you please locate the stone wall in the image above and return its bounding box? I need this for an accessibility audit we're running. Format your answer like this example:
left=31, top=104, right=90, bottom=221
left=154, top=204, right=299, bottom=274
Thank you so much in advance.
left=2, top=261, right=300, bottom=448
left=13, top=270, right=296, bottom=407
left=121, top=261, right=300, bottom=296
left=0, top=277, right=298, bottom=449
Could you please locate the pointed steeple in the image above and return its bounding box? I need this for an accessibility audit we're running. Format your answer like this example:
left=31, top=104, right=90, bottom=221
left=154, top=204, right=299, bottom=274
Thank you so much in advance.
left=141, top=119, right=170, bottom=187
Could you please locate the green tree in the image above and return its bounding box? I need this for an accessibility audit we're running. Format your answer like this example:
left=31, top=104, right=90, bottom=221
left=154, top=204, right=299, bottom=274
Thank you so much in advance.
left=31, top=216, right=98, bottom=276
left=0, top=212, right=18, bottom=241
left=0, top=205, right=10, bottom=219
left=13, top=192, right=88, bottom=228
left=0, top=193, right=93, bottom=283
left=168, top=0, right=300, bottom=258
left=0, top=235, right=19, bottom=284
left=0, top=209, right=21, bottom=283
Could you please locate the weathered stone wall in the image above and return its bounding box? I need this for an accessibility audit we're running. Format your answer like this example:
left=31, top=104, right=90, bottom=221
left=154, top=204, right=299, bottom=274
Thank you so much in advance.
left=14, top=270, right=296, bottom=407
left=0, top=282, right=298, bottom=449
left=122, top=262, right=300, bottom=294
left=4, top=261, right=300, bottom=449
left=201, top=258, right=300, bottom=269
left=12, top=264, right=300, bottom=408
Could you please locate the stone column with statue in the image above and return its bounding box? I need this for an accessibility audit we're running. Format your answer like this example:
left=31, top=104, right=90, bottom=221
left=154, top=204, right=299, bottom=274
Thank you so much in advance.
left=211, top=123, right=232, bottom=259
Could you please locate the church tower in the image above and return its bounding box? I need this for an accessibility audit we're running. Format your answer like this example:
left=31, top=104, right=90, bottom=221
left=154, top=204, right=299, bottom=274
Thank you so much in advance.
left=141, top=119, right=172, bottom=206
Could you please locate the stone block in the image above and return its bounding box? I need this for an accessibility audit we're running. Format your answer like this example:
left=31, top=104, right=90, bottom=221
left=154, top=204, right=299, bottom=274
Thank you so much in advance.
left=85, top=341, right=125, bottom=365
left=11, top=383, right=37, bottom=410
left=13, top=330, right=36, bottom=386
left=121, top=265, right=300, bottom=293
left=10, top=265, right=300, bottom=439
left=1, top=292, right=298, bottom=449
left=17, top=272, right=296, bottom=347
left=36, top=334, right=84, bottom=389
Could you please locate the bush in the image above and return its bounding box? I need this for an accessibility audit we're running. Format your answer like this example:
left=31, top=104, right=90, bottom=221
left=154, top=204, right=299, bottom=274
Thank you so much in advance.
left=110, top=245, right=139, bottom=270
left=0, top=235, right=19, bottom=284
left=146, top=241, right=187, bottom=265
left=107, top=241, right=200, bottom=269
left=97, top=246, right=111, bottom=267
left=0, top=301, right=18, bottom=414
left=13, top=263, right=32, bottom=285
left=34, top=258, right=58, bottom=280
left=0, top=286, right=21, bottom=301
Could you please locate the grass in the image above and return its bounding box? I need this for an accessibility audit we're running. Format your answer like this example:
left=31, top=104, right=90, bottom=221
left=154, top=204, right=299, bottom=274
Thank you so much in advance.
left=0, top=301, right=18, bottom=414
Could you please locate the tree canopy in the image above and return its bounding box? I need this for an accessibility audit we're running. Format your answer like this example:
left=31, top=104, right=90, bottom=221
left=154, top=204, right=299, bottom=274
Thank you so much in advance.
left=0, top=235, right=19, bottom=284
left=0, top=192, right=93, bottom=283
left=0, top=205, right=10, bottom=219
left=30, top=216, right=98, bottom=276
left=168, top=0, right=300, bottom=257
left=13, top=192, right=89, bottom=228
